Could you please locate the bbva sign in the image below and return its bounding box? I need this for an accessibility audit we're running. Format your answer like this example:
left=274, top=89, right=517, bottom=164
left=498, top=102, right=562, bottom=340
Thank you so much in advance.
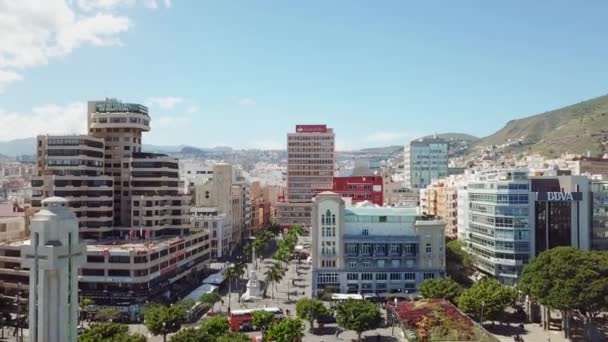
left=537, top=192, right=582, bottom=202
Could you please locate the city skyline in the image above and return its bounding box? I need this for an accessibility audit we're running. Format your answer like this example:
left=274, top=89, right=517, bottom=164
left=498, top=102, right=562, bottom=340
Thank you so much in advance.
left=2, top=1, right=608, bottom=150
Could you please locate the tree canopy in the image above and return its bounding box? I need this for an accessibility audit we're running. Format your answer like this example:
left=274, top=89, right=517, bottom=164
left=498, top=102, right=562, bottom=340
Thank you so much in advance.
left=252, top=310, right=275, bottom=333
left=457, top=279, right=515, bottom=322
left=144, top=303, right=187, bottom=341
left=79, top=322, right=146, bottom=342
left=419, top=278, right=462, bottom=304
left=265, top=318, right=304, bottom=342
left=519, top=247, right=608, bottom=319
left=446, top=239, right=474, bottom=286
left=295, top=298, right=330, bottom=332
left=199, top=316, right=230, bottom=338
left=334, top=299, right=382, bottom=342
left=169, top=327, right=210, bottom=342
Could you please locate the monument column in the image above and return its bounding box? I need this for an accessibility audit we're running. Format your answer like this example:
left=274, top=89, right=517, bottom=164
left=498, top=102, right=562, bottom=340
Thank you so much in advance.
left=22, top=197, right=86, bottom=342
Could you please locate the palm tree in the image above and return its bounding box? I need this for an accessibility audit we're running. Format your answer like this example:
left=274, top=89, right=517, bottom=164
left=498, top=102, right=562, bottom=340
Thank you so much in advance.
left=224, top=265, right=240, bottom=312
left=265, top=263, right=285, bottom=300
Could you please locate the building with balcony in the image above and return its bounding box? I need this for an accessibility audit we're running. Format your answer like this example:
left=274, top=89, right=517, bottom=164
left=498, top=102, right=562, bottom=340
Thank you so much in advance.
left=32, top=135, right=114, bottom=240
left=14, top=98, right=212, bottom=319
left=420, top=179, right=458, bottom=238
left=311, top=192, right=445, bottom=296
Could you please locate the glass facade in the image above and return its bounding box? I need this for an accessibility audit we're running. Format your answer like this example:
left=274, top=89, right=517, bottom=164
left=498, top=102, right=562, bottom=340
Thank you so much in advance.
left=466, top=171, right=531, bottom=285
left=592, top=182, right=608, bottom=251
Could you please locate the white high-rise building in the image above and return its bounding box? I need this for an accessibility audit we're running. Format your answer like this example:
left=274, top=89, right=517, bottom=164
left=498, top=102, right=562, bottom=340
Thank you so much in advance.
left=22, top=197, right=86, bottom=342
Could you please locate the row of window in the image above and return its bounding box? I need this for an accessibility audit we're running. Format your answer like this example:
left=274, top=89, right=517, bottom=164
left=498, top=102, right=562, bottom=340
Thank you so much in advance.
left=469, top=193, right=529, bottom=204
left=346, top=259, right=416, bottom=269
left=319, top=272, right=434, bottom=284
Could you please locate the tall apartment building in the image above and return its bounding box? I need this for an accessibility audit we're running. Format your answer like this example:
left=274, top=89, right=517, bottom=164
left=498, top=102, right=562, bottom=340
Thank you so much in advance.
left=32, top=135, right=114, bottom=240
left=421, top=179, right=458, bottom=238
left=0, top=203, right=28, bottom=321
left=23, top=98, right=211, bottom=319
left=311, top=192, right=445, bottom=296
left=404, top=137, right=448, bottom=189
left=465, top=170, right=592, bottom=285
left=277, top=125, right=335, bottom=228
left=87, top=100, right=150, bottom=226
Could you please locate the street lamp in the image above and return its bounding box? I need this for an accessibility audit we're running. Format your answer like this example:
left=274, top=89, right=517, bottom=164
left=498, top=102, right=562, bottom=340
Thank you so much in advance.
left=480, top=300, right=485, bottom=326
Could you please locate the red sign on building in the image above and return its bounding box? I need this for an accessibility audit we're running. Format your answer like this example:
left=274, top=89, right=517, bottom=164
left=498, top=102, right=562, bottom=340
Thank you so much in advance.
left=295, top=125, right=327, bottom=133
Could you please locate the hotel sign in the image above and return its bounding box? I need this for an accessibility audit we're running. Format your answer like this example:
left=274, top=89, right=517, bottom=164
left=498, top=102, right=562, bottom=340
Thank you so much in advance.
left=296, top=125, right=327, bottom=133
left=537, top=192, right=582, bottom=202
left=95, top=99, right=148, bottom=114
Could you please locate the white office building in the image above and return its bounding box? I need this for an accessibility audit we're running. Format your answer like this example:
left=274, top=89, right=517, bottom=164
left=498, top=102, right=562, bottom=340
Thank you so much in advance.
left=311, top=192, right=445, bottom=296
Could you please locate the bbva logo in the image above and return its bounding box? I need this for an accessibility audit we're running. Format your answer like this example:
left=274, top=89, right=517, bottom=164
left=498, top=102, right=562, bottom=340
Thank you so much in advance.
left=547, top=192, right=573, bottom=201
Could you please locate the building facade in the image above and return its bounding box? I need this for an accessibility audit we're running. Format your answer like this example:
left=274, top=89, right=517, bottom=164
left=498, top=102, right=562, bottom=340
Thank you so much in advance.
left=404, top=137, right=448, bottom=189
left=421, top=180, right=458, bottom=238
left=32, top=135, right=114, bottom=240
left=311, top=192, right=445, bottom=296
left=591, top=181, right=608, bottom=251
left=330, top=176, right=383, bottom=206
left=17, top=98, right=211, bottom=319
left=465, top=170, right=592, bottom=285
left=277, top=125, right=335, bottom=228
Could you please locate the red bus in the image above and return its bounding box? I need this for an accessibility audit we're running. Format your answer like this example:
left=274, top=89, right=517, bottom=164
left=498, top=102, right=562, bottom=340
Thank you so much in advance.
left=229, top=307, right=284, bottom=332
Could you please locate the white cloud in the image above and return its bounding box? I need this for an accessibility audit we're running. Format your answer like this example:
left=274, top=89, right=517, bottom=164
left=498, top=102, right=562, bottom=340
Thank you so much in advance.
left=0, top=70, right=22, bottom=93
left=76, top=0, right=171, bottom=11
left=0, top=102, right=87, bottom=141
left=251, top=139, right=284, bottom=150
left=239, top=98, right=256, bottom=106
left=0, top=0, right=169, bottom=93
left=365, top=131, right=418, bottom=144
left=146, top=96, right=184, bottom=110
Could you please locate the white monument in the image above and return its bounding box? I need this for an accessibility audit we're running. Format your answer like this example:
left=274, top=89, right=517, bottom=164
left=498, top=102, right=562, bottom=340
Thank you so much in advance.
left=241, top=240, right=263, bottom=301
left=22, top=197, right=86, bottom=342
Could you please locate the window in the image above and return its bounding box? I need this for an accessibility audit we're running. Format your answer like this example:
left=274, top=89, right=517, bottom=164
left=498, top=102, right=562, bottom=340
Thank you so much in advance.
left=361, top=273, right=373, bottom=281
left=423, top=272, right=435, bottom=280
left=362, top=228, right=369, bottom=236
left=348, top=261, right=358, bottom=268
left=347, top=273, right=359, bottom=281
left=390, top=273, right=401, bottom=281
left=379, top=216, right=387, bottom=222
left=376, top=273, right=387, bottom=281
left=109, top=269, right=130, bottom=277
left=109, top=255, right=130, bottom=263
left=389, top=244, right=400, bottom=255
left=321, top=260, right=336, bottom=268
left=82, top=269, right=104, bottom=276
left=377, top=260, right=385, bottom=268
left=404, top=272, right=416, bottom=281
left=425, top=243, right=432, bottom=253
left=87, top=255, right=105, bottom=263
left=317, top=273, right=338, bottom=284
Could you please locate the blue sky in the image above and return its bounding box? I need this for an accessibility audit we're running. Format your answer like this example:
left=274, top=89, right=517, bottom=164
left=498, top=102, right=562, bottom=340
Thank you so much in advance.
left=1, top=0, right=608, bottom=150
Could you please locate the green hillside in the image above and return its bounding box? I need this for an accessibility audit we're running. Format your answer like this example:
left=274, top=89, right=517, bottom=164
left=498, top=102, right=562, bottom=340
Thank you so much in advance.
left=473, top=94, right=608, bottom=157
